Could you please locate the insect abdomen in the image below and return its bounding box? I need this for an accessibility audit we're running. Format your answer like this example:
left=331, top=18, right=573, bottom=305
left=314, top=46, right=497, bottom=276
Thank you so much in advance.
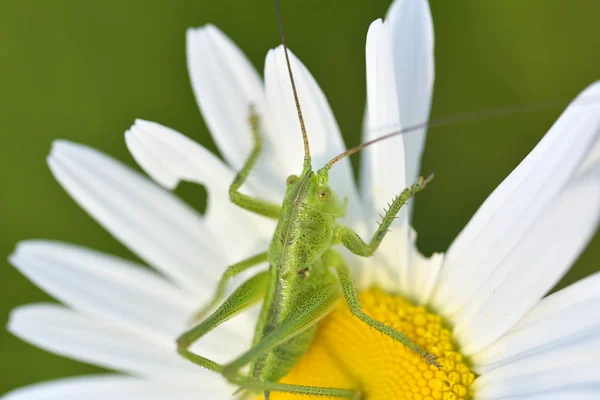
left=251, top=324, right=318, bottom=382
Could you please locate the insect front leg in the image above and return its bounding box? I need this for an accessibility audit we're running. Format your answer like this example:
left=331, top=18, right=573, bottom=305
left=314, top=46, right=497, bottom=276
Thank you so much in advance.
left=323, top=250, right=439, bottom=367
left=177, top=271, right=269, bottom=373
left=229, top=105, right=281, bottom=219
left=190, top=251, right=268, bottom=323
left=336, top=175, right=434, bottom=257
left=221, top=285, right=361, bottom=399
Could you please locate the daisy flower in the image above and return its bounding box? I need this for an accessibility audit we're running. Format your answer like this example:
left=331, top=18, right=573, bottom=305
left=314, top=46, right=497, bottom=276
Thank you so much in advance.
left=4, top=0, right=600, bottom=399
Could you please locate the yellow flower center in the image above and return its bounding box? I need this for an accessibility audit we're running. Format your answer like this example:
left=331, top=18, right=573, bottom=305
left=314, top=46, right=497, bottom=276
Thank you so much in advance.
left=265, top=288, right=476, bottom=400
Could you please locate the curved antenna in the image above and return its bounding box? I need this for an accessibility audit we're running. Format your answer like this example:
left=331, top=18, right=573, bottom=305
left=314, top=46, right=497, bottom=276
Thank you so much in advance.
left=275, top=0, right=311, bottom=170
left=325, top=101, right=568, bottom=169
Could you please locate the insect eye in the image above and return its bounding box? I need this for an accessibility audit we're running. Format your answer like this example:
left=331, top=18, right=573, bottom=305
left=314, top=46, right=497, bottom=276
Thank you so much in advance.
left=317, top=188, right=330, bottom=201
left=286, top=174, right=298, bottom=186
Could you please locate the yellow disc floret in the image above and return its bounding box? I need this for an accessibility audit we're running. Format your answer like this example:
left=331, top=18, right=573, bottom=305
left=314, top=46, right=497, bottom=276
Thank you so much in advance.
left=266, top=288, right=476, bottom=400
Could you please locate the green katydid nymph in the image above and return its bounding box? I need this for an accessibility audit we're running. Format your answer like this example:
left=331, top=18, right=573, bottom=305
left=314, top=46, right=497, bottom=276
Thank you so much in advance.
left=175, top=2, right=437, bottom=399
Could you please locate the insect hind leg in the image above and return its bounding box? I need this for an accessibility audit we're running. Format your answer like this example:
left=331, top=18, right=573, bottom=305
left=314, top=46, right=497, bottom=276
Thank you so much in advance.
left=189, top=251, right=268, bottom=324
left=227, top=376, right=360, bottom=399
left=177, top=271, right=269, bottom=372
left=220, top=284, right=360, bottom=399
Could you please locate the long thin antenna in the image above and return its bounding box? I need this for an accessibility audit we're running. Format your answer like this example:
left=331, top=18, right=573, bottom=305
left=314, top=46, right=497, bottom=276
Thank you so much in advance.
left=275, top=0, right=311, bottom=169
left=325, top=101, right=569, bottom=169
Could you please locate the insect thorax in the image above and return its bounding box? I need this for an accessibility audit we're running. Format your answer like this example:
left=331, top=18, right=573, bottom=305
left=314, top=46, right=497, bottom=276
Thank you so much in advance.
left=268, top=170, right=340, bottom=289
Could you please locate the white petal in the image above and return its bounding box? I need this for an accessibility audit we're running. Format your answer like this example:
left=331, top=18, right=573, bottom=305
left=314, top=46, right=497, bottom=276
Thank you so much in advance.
left=577, top=128, right=600, bottom=176
left=408, top=231, right=444, bottom=305
left=361, top=19, right=405, bottom=205
left=1, top=376, right=221, bottom=400
left=454, top=168, right=600, bottom=354
left=9, top=240, right=199, bottom=343
left=125, top=119, right=274, bottom=252
left=9, top=238, right=258, bottom=365
left=475, top=387, right=600, bottom=400
left=432, top=82, right=600, bottom=316
left=474, top=336, right=600, bottom=399
left=8, top=305, right=202, bottom=382
left=187, top=26, right=261, bottom=168
left=125, top=120, right=230, bottom=192
left=386, top=0, right=434, bottom=186
left=472, top=272, right=600, bottom=373
left=360, top=18, right=410, bottom=290
left=48, top=140, right=226, bottom=292
left=516, top=271, right=600, bottom=328
left=186, top=25, right=284, bottom=200
left=486, top=392, right=600, bottom=400
left=9, top=239, right=261, bottom=362
left=264, top=46, right=364, bottom=225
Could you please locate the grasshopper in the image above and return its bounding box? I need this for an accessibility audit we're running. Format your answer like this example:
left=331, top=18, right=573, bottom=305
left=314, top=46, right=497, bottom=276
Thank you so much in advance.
left=176, top=2, right=436, bottom=399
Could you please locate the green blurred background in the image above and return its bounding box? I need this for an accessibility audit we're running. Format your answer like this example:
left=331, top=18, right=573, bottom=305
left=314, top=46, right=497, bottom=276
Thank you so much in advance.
left=1, top=0, right=599, bottom=394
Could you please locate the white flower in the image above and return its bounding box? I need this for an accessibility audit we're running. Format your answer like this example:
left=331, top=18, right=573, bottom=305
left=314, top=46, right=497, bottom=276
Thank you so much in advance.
left=4, top=0, right=600, bottom=399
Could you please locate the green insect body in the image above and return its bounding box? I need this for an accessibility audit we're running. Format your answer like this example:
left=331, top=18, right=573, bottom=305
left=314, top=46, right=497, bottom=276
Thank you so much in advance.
left=176, top=101, right=436, bottom=399
left=251, top=169, right=343, bottom=383
left=175, top=5, right=435, bottom=396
